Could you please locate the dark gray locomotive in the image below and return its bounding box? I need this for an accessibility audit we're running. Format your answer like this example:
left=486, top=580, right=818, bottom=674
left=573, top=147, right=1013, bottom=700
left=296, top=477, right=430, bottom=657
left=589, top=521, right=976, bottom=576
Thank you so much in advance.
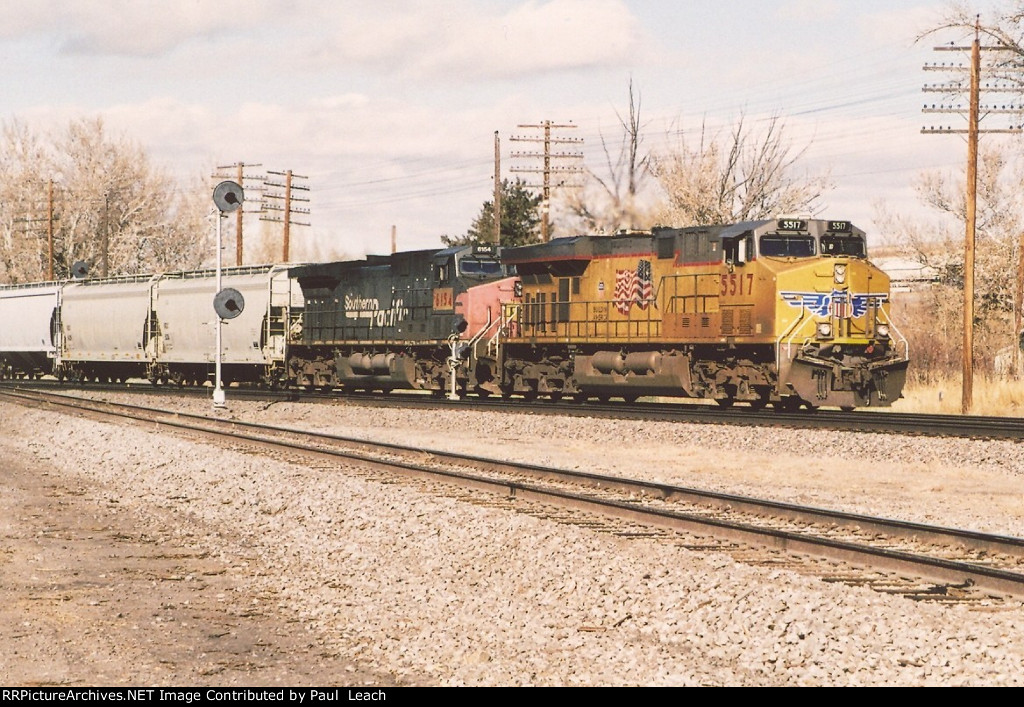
left=288, top=245, right=515, bottom=394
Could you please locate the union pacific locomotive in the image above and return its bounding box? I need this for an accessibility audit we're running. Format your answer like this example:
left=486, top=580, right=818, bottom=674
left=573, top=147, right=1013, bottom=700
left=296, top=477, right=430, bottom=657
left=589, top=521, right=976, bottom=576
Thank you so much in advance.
left=0, top=218, right=908, bottom=410
left=494, top=218, right=908, bottom=409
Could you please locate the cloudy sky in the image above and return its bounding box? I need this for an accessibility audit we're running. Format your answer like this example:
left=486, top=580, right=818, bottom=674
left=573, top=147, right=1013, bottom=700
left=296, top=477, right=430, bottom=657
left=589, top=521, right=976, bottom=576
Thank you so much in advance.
left=0, top=0, right=1004, bottom=260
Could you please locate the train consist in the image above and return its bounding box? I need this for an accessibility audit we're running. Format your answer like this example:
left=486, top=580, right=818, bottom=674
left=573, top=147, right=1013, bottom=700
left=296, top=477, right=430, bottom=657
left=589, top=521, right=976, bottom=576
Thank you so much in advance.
left=0, top=218, right=909, bottom=410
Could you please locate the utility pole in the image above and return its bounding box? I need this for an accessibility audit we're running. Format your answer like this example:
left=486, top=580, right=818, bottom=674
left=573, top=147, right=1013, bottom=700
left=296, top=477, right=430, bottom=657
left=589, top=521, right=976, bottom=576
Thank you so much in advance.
left=13, top=183, right=60, bottom=280
left=213, top=162, right=263, bottom=265
left=922, top=20, right=1022, bottom=413
left=261, top=170, right=310, bottom=262
left=510, top=120, right=584, bottom=242
left=101, top=190, right=109, bottom=278
left=493, top=131, right=502, bottom=246
left=47, top=179, right=55, bottom=280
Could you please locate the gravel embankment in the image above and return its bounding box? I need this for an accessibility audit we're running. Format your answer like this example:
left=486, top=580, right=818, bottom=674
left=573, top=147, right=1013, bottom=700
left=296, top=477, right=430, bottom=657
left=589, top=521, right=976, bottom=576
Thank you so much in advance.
left=6, top=393, right=1024, bottom=686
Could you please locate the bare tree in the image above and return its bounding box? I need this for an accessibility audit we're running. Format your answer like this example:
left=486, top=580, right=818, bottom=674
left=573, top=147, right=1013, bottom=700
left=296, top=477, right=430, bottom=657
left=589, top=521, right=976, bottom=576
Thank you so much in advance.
left=875, top=142, right=1024, bottom=378
left=920, top=2, right=1024, bottom=69
left=0, top=117, right=210, bottom=283
left=649, top=113, right=831, bottom=227
left=560, top=79, right=653, bottom=234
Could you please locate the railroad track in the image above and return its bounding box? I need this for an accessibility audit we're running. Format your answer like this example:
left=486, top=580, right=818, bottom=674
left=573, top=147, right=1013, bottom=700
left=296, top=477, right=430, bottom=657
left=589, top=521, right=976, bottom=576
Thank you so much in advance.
left=6, top=378, right=1024, bottom=441
left=3, top=386, right=1024, bottom=605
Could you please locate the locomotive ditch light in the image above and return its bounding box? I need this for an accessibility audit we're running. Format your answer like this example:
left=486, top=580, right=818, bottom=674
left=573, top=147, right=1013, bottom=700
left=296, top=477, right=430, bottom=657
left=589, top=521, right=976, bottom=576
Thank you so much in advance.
left=834, top=264, right=847, bottom=284
left=876, top=324, right=890, bottom=339
left=817, top=322, right=833, bottom=338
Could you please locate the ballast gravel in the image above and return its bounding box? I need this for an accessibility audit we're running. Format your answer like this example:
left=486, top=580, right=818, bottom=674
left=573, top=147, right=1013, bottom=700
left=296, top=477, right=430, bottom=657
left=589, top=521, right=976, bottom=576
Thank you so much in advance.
left=4, top=392, right=1024, bottom=686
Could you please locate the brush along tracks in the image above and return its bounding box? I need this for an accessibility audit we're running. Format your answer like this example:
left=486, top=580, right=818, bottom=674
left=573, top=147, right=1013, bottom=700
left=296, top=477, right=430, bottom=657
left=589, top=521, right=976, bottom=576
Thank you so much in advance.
left=5, top=387, right=1024, bottom=607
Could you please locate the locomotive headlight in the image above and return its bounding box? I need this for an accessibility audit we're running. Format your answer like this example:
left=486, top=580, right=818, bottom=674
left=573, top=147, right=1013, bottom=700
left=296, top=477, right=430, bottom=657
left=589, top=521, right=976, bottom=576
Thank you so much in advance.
left=834, top=264, right=847, bottom=284
left=876, top=324, right=890, bottom=339
left=817, top=322, right=833, bottom=338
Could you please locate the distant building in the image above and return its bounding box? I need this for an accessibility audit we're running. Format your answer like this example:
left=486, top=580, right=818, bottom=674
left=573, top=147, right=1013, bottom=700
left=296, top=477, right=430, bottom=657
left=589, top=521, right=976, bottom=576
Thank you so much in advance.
left=872, top=256, right=939, bottom=293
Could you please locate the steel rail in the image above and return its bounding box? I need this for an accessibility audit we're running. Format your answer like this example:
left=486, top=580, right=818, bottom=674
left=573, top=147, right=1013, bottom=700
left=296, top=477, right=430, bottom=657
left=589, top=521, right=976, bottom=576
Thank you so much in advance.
left=6, top=378, right=1024, bottom=441
left=5, top=387, right=1024, bottom=599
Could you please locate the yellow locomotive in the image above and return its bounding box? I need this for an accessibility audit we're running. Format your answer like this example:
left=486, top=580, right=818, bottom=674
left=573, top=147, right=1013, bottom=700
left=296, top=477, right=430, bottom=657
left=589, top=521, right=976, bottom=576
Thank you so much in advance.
left=491, top=218, right=908, bottom=410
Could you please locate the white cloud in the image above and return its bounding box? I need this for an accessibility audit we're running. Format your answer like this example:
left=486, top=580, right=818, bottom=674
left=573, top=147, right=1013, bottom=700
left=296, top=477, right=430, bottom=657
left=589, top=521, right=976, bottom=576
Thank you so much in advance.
left=777, top=0, right=841, bottom=23
left=0, top=1, right=644, bottom=77
left=0, top=0, right=274, bottom=56
left=306, top=0, right=645, bottom=80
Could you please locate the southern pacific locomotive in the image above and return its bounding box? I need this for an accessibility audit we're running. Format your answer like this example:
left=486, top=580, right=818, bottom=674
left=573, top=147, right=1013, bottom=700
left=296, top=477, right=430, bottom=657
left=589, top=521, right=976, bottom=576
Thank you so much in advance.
left=0, top=218, right=908, bottom=410
left=287, top=245, right=515, bottom=393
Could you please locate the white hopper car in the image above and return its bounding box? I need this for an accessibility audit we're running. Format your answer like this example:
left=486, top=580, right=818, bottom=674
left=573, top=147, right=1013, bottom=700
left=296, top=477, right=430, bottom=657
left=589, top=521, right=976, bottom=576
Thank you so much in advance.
left=0, top=264, right=301, bottom=387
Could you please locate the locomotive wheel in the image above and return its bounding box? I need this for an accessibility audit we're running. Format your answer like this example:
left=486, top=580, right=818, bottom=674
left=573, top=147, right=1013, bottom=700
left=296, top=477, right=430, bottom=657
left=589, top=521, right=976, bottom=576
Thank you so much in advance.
left=715, top=398, right=735, bottom=408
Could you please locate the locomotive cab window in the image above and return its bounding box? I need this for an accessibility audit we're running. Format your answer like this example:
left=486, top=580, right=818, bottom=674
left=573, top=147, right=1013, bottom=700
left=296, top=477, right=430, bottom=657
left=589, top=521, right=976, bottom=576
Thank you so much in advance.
left=723, top=234, right=753, bottom=266
left=820, top=235, right=866, bottom=258
left=436, top=261, right=452, bottom=284
left=459, top=258, right=502, bottom=278
left=759, top=235, right=816, bottom=258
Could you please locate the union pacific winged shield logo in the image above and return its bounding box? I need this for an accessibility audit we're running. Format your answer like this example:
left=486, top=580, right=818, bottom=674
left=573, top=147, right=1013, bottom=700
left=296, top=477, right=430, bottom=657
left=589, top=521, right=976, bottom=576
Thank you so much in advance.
left=780, top=290, right=888, bottom=319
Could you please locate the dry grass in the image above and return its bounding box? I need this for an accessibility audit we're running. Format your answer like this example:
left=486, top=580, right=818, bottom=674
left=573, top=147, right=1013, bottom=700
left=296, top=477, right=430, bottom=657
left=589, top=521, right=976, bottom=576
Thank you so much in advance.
left=895, top=375, right=1024, bottom=416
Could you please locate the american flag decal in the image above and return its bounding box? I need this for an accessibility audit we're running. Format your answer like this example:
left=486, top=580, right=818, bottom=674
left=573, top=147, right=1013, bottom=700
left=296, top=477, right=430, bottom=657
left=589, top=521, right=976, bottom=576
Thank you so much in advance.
left=614, top=268, right=638, bottom=315
left=614, top=260, right=654, bottom=315
left=636, top=259, right=653, bottom=310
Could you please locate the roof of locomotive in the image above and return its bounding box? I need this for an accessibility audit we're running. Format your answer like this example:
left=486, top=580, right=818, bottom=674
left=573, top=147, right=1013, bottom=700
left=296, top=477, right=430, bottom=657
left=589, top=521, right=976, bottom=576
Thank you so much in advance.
left=501, top=232, right=656, bottom=264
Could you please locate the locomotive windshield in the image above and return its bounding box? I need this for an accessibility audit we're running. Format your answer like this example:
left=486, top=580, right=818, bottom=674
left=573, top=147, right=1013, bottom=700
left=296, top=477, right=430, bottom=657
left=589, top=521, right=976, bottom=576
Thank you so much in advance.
left=759, top=235, right=816, bottom=258
left=820, top=235, right=866, bottom=258
left=459, top=258, right=503, bottom=277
